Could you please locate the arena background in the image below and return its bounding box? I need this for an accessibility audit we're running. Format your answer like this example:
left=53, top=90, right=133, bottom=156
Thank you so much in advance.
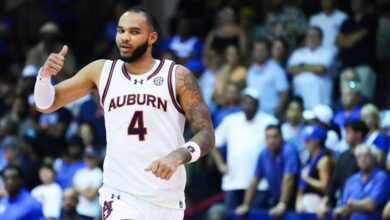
left=0, top=0, right=390, bottom=219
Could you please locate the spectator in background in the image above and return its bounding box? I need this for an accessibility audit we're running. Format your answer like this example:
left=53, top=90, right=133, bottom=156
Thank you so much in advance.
left=361, top=103, right=389, bottom=165
left=213, top=45, right=246, bottom=107
left=271, top=38, right=289, bottom=70
left=23, top=22, right=76, bottom=83
left=0, top=116, right=19, bottom=140
left=54, top=136, right=86, bottom=189
left=31, top=164, right=62, bottom=220
left=0, top=135, right=39, bottom=190
left=199, top=49, right=220, bottom=114
left=77, top=90, right=105, bottom=149
left=309, top=0, right=348, bottom=51
left=288, top=26, right=335, bottom=109
left=333, top=86, right=363, bottom=129
left=296, top=125, right=333, bottom=213
left=281, top=97, right=305, bottom=159
left=336, top=0, right=378, bottom=99
left=236, top=125, right=299, bottom=218
left=0, top=135, right=23, bottom=171
left=204, top=7, right=247, bottom=57
left=37, top=106, right=72, bottom=159
left=246, top=39, right=289, bottom=117
left=338, top=68, right=364, bottom=101
left=72, top=148, right=102, bottom=219
left=212, top=83, right=241, bottom=127
left=6, top=95, right=29, bottom=126
left=303, top=104, right=342, bottom=155
left=163, top=16, right=202, bottom=67
left=61, top=188, right=82, bottom=220
left=211, top=89, right=277, bottom=210
left=261, top=0, right=307, bottom=50
left=238, top=7, right=262, bottom=50
left=282, top=97, right=304, bottom=141
left=317, top=120, right=368, bottom=219
left=206, top=203, right=227, bottom=220
left=334, top=144, right=390, bottom=220
left=77, top=123, right=97, bottom=152
left=383, top=199, right=390, bottom=219
left=0, top=165, right=43, bottom=219
left=160, top=49, right=179, bottom=63
left=6, top=95, right=40, bottom=143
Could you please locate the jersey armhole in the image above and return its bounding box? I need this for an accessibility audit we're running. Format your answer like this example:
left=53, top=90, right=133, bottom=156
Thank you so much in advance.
left=99, top=60, right=117, bottom=106
left=167, top=63, right=185, bottom=115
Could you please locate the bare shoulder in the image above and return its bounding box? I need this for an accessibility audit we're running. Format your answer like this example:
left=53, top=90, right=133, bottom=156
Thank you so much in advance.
left=318, top=156, right=332, bottom=168
left=175, top=64, right=201, bottom=96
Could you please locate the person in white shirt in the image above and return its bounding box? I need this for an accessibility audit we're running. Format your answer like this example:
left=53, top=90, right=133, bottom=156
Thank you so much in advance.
left=309, top=0, right=348, bottom=51
left=281, top=97, right=306, bottom=160
left=73, top=148, right=103, bottom=219
left=287, top=27, right=336, bottom=110
left=246, top=39, right=289, bottom=116
left=211, top=88, right=278, bottom=210
left=31, top=164, right=63, bottom=220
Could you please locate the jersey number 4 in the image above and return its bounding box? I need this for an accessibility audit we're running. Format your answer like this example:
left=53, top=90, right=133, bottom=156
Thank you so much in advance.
left=128, top=111, right=147, bottom=141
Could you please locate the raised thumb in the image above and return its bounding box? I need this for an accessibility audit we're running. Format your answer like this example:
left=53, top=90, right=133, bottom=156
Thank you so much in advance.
left=58, top=45, right=68, bottom=57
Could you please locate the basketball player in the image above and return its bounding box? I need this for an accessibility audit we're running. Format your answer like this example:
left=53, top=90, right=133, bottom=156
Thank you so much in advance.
left=33, top=7, right=215, bottom=220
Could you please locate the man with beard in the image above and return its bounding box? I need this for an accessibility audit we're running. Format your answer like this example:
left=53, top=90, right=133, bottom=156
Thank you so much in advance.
left=33, top=7, right=214, bottom=220
left=0, top=165, right=43, bottom=219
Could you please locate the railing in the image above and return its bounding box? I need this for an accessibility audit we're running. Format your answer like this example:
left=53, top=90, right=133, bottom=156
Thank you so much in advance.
left=229, top=209, right=334, bottom=220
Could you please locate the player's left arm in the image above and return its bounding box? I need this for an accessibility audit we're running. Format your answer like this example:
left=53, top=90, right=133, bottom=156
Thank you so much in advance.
left=145, top=65, right=215, bottom=180
left=176, top=64, right=215, bottom=156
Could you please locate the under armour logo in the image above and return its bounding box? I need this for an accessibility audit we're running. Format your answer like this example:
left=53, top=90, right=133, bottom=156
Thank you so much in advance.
left=179, top=201, right=183, bottom=208
left=103, top=200, right=113, bottom=220
left=187, top=145, right=195, bottom=153
left=111, top=194, right=120, bottom=200
left=134, top=79, right=144, bottom=84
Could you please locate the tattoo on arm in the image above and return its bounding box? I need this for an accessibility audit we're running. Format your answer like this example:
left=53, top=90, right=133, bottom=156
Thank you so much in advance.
left=177, top=66, right=215, bottom=158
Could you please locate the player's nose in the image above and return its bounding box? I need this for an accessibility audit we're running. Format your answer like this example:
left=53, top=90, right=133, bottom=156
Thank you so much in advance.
left=121, top=32, right=131, bottom=42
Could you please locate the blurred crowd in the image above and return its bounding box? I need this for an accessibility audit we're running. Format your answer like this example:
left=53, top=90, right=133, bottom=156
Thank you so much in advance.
left=0, top=0, right=390, bottom=219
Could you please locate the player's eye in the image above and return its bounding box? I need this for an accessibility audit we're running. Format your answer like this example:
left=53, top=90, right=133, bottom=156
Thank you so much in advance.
left=131, top=30, right=140, bottom=35
left=117, top=28, right=124, bottom=33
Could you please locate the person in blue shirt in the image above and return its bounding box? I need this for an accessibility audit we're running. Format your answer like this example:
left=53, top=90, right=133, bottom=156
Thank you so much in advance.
left=235, top=124, right=300, bottom=218
left=77, top=91, right=106, bottom=149
left=54, top=136, right=86, bottom=189
left=333, top=144, right=390, bottom=220
left=0, top=165, right=43, bottom=220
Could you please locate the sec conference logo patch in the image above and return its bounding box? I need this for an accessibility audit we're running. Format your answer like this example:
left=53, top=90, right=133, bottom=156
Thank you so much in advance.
left=154, top=77, right=164, bottom=86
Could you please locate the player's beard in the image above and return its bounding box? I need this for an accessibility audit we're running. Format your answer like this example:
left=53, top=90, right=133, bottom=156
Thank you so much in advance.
left=117, top=40, right=149, bottom=63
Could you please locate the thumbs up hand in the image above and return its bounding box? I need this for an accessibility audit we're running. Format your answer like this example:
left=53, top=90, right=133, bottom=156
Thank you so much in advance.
left=40, top=45, right=68, bottom=78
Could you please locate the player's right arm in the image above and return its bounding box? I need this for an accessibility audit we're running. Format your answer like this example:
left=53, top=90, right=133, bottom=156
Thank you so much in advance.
left=34, top=45, right=104, bottom=113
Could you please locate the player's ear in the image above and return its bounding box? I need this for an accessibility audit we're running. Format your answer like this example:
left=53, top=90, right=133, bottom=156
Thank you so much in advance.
left=148, top=32, right=158, bottom=45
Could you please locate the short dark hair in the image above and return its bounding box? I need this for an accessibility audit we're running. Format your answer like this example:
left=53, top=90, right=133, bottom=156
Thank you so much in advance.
left=309, top=26, right=324, bottom=40
left=254, top=38, right=271, bottom=51
left=40, top=163, right=56, bottom=175
left=127, top=6, right=162, bottom=37
left=266, top=124, right=282, bottom=135
left=273, top=37, right=288, bottom=50
left=344, top=119, right=369, bottom=137
left=289, top=96, right=304, bottom=110
left=1, top=165, right=24, bottom=179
